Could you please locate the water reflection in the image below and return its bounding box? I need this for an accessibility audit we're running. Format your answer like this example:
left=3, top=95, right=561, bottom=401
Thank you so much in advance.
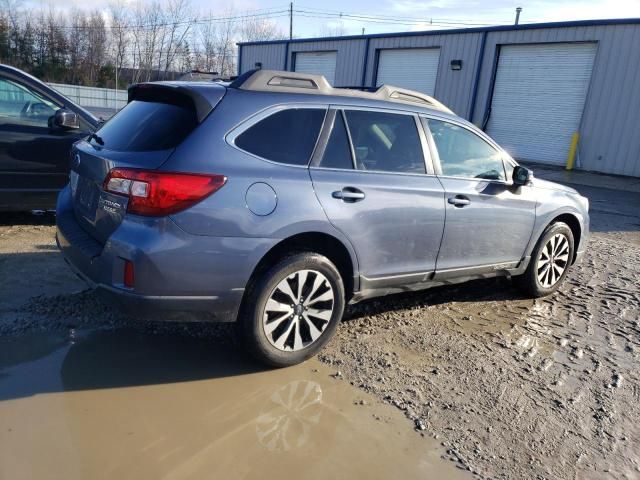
left=256, top=380, right=323, bottom=452
left=0, top=328, right=468, bottom=480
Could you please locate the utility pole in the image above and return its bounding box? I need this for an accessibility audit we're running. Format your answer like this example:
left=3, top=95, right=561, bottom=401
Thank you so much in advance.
left=289, top=2, right=293, bottom=40
left=115, top=65, right=118, bottom=111
left=515, top=7, right=522, bottom=25
left=362, top=27, right=365, bottom=35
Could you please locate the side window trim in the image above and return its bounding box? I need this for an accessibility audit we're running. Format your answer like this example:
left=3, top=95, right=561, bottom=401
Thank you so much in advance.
left=310, top=108, right=336, bottom=167
left=340, top=109, right=358, bottom=170
left=421, top=114, right=509, bottom=184
left=420, top=116, right=443, bottom=175
left=226, top=103, right=329, bottom=168
left=414, top=115, right=435, bottom=175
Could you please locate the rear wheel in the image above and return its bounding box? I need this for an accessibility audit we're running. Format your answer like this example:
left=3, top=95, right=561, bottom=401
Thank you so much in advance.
left=237, top=252, right=345, bottom=367
left=514, top=222, right=574, bottom=297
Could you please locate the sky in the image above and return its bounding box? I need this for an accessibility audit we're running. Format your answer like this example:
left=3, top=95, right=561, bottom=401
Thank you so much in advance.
left=20, top=0, right=640, bottom=38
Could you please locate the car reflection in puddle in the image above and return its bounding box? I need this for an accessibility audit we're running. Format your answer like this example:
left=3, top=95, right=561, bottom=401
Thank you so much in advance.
left=0, top=328, right=469, bottom=480
left=256, top=380, right=323, bottom=453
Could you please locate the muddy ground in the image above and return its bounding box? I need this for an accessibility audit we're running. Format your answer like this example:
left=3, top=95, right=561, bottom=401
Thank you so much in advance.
left=1, top=182, right=639, bottom=479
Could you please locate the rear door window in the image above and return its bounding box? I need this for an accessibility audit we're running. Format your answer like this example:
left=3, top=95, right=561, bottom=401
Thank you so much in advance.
left=235, top=108, right=326, bottom=166
left=91, top=100, right=198, bottom=152
left=344, top=110, right=425, bottom=174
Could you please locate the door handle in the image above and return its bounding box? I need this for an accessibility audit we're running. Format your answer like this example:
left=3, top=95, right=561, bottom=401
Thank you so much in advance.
left=332, top=187, right=365, bottom=202
left=448, top=195, right=471, bottom=207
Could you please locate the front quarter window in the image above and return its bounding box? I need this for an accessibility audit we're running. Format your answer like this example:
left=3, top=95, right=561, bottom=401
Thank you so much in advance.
left=427, top=119, right=506, bottom=181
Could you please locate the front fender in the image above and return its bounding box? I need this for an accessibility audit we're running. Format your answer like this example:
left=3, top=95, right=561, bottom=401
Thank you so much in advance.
left=525, top=190, right=590, bottom=258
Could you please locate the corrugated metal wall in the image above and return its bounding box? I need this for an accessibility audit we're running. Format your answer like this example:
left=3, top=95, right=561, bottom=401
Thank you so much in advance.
left=239, top=21, right=640, bottom=176
left=364, top=33, right=483, bottom=118
left=288, top=39, right=367, bottom=86
left=240, top=43, right=288, bottom=73
left=473, top=24, right=640, bottom=176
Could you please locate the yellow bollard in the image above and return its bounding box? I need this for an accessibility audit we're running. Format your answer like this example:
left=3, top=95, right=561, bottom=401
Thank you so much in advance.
left=566, top=132, right=579, bottom=170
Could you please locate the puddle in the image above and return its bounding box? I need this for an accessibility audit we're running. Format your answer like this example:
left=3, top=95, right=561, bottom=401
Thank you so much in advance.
left=0, top=329, right=468, bottom=480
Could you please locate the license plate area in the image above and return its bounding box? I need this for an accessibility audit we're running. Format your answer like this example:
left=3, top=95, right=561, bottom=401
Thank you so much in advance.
left=74, top=174, right=100, bottom=222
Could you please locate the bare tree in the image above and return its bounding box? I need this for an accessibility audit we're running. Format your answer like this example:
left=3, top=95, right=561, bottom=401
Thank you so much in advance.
left=317, top=21, right=347, bottom=37
left=85, top=11, right=107, bottom=84
left=197, top=15, right=217, bottom=72
left=213, top=10, right=236, bottom=77
left=0, top=1, right=286, bottom=84
left=239, top=16, right=283, bottom=42
left=160, top=0, right=192, bottom=76
left=109, top=1, right=129, bottom=88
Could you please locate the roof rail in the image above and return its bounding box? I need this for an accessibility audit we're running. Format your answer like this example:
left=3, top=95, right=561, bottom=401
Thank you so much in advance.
left=230, top=69, right=454, bottom=114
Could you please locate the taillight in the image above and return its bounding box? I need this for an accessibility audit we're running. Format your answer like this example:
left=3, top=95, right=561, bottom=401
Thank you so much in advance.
left=103, top=168, right=227, bottom=216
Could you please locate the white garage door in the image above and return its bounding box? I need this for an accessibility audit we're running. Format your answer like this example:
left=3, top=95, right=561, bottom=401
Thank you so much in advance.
left=486, top=43, right=597, bottom=165
left=376, top=48, right=440, bottom=95
left=294, top=51, right=337, bottom=85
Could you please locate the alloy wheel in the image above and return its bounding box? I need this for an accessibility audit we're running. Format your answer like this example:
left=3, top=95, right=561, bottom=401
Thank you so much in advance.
left=536, top=233, right=570, bottom=288
left=262, top=269, right=334, bottom=352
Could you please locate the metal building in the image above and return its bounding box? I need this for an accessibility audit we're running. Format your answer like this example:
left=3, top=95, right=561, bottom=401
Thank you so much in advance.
left=238, top=18, right=640, bottom=177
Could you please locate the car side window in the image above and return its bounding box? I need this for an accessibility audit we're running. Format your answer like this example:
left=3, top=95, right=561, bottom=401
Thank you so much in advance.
left=235, top=108, right=326, bottom=166
left=344, top=110, right=425, bottom=174
left=319, top=111, right=353, bottom=169
left=0, top=78, right=60, bottom=128
left=427, top=119, right=506, bottom=181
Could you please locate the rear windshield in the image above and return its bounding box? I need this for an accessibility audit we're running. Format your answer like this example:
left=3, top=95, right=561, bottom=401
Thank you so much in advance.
left=91, top=100, right=197, bottom=151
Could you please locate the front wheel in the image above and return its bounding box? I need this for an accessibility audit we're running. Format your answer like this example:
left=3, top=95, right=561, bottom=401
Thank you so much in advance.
left=514, top=222, right=574, bottom=297
left=237, top=252, right=345, bottom=367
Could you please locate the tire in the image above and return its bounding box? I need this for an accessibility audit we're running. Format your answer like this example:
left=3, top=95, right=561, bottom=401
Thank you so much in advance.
left=514, top=222, right=574, bottom=297
left=237, top=252, right=345, bottom=367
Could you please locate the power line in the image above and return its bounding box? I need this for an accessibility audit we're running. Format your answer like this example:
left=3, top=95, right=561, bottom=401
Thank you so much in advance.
left=293, top=10, right=500, bottom=27
left=14, top=8, right=291, bottom=31
left=4, top=2, right=547, bottom=32
left=293, top=5, right=548, bottom=27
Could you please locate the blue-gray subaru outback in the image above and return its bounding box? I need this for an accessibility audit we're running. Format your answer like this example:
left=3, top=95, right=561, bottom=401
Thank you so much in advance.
left=56, top=69, right=589, bottom=367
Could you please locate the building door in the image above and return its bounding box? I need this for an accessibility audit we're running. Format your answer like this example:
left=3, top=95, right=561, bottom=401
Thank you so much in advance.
left=376, top=48, right=441, bottom=95
left=486, top=42, right=597, bottom=165
left=294, top=51, right=337, bottom=85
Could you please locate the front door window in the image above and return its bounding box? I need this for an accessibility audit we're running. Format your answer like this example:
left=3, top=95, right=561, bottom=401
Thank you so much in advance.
left=427, top=119, right=506, bottom=181
left=0, top=78, right=60, bottom=128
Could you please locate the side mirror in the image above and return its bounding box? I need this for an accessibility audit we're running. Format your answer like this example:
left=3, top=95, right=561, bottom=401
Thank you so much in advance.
left=50, top=109, right=79, bottom=130
left=513, top=165, right=533, bottom=186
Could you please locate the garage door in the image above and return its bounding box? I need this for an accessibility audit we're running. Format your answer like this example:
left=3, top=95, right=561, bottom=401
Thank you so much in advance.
left=486, top=43, right=597, bottom=165
left=376, top=48, right=440, bottom=95
left=294, top=51, right=337, bottom=85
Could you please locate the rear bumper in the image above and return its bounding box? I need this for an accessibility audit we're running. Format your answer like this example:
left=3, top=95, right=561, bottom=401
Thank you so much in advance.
left=56, top=186, right=273, bottom=322
left=57, top=243, right=225, bottom=321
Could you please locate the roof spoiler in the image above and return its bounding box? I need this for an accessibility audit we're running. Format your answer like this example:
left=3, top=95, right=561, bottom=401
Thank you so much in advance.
left=128, top=83, right=214, bottom=122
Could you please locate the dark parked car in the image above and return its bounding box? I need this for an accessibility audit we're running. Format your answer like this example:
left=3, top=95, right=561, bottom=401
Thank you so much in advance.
left=0, top=64, right=99, bottom=211
left=57, top=69, right=589, bottom=367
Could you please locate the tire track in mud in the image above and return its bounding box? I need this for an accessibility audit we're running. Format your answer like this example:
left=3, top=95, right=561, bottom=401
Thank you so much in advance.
left=320, top=234, right=640, bottom=479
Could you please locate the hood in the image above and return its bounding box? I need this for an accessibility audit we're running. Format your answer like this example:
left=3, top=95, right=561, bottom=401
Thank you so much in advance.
left=531, top=177, right=580, bottom=195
